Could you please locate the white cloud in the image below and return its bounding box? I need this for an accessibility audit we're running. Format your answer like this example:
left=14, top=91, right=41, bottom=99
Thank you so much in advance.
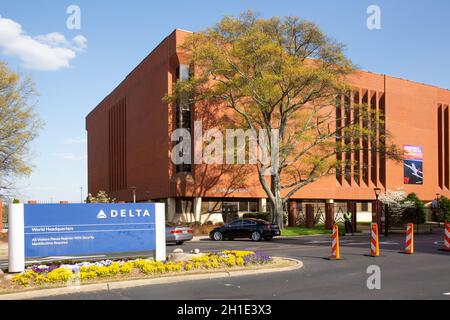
left=63, top=137, right=87, bottom=145
left=35, top=32, right=70, bottom=48
left=0, top=16, right=88, bottom=71
left=52, top=152, right=87, bottom=161
left=72, top=35, right=87, bottom=52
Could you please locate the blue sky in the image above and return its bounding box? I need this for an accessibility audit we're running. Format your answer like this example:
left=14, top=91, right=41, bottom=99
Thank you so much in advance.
left=0, top=0, right=449, bottom=202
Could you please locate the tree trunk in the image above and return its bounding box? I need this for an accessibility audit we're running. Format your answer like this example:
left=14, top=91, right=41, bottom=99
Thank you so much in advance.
left=269, top=199, right=285, bottom=229
left=288, top=201, right=297, bottom=227
left=269, top=174, right=285, bottom=229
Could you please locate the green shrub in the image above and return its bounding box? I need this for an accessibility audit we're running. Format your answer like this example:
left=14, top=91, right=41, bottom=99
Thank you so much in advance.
left=439, top=196, right=450, bottom=222
left=403, top=193, right=426, bottom=225
left=243, top=212, right=271, bottom=222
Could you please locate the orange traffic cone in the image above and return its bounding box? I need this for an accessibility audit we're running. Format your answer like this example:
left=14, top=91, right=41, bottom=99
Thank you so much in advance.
left=370, top=223, right=380, bottom=257
left=440, top=222, right=450, bottom=252
left=403, top=223, right=414, bottom=254
left=329, top=224, right=341, bottom=260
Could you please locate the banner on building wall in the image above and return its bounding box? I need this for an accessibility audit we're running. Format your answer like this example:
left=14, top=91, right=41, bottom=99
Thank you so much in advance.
left=404, top=145, right=423, bottom=185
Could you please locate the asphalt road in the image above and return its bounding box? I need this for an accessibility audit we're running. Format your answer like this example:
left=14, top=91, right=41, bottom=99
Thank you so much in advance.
left=35, top=230, right=450, bottom=300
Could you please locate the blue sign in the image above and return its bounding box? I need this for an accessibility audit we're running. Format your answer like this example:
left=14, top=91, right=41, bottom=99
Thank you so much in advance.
left=24, top=203, right=158, bottom=258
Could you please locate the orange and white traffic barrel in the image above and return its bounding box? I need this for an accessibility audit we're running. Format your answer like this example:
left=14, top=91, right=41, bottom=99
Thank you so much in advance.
left=404, top=223, right=414, bottom=254
left=443, top=222, right=450, bottom=251
left=371, top=223, right=380, bottom=257
left=330, top=224, right=341, bottom=260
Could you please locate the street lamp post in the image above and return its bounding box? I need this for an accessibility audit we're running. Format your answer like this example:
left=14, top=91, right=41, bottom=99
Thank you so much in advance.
left=145, top=191, right=151, bottom=202
left=80, top=186, right=83, bottom=204
left=436, top=193, right=441, bottom=228
left=374, top=188, right=382, bottom=234
left=131, top=186, right=137, bottom=204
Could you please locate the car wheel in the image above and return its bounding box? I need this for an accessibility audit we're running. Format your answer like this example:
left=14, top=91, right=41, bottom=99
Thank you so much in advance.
left=251, top=231, right=262, bottom=242
left=264, top=236, right=273, bottom=241
left=213, top=231, right=223, bottom=241
left=176, top=241, right=184, bottom=245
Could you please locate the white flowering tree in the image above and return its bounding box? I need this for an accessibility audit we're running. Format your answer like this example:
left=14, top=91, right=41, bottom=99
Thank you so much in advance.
left=378, top=189, right=414, bottom=225
left=87, top=191, right=116, bottom=203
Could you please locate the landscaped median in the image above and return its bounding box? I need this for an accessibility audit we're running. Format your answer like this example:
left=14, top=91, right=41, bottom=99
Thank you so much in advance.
left=0, top=250, right=302, bottom=299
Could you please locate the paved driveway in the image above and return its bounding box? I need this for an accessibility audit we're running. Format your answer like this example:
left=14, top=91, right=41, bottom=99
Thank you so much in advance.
left=33, top=231, right=450, bottom=300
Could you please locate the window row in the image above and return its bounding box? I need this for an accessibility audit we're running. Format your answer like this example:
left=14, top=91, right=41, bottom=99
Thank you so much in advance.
left=336, top=89, right=386, bottom=187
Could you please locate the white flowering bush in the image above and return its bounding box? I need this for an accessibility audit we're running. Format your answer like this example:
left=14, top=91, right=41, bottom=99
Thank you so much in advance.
left=379, top=188, right=414, bottom=220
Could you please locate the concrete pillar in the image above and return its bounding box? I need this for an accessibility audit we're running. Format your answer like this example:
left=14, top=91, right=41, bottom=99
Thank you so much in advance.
left=8, top=203, right=25, bottom=273
left=325, top=200, right=334, bottom=230
left=167, top=198, right=176, bottom=222
left=289, top=200, right=297, bottom=227
left=305, top=204, right=314, bottom=228
left=259, top=198, right=267, bottom=212
left=155, top=203, right=166, bottom=262
left=193, top=197, right=202, bottom=223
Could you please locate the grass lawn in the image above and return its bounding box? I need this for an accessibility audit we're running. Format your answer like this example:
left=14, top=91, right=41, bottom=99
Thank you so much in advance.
left=281, top=225, right=333, bottom=236
left=282, top=223, right=367, bottom=236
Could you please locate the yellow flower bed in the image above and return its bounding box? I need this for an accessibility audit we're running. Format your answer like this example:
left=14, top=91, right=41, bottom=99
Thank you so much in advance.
left=11, top=250, right=272, bottom=287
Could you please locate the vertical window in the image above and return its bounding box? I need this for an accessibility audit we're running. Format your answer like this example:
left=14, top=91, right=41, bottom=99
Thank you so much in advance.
left=353, top=90, right=361, bottom=185
left=370, top=92, right=378, bottom=185
left=438, top=105, right=443, bottom=189
left=336, top=97, right=343, bottom=184
left=362, top=90, right=369, bottom=186
left=175, top=64, right=192, bottom=173
left=344, top=93, right=352, bottom=184
left=108, top=98, right=127, bottom=192
left=445, top=106, right=449, bottom=189
left=379, top=94, right=386, bottom=187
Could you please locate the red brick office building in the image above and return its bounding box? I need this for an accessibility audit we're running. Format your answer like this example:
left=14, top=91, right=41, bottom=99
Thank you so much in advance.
left=86, top=29, right=450, bottom=224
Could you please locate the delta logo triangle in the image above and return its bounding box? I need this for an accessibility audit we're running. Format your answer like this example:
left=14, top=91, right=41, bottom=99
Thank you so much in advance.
left=97, top=209, right=108, bottom=219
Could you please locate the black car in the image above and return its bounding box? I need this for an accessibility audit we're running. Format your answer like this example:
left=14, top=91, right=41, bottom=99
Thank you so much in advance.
left=210, top=219, right=280, bottom=242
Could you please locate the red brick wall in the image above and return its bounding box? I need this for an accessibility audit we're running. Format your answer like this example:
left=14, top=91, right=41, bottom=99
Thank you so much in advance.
left=86, top=29, right=450, bottom=203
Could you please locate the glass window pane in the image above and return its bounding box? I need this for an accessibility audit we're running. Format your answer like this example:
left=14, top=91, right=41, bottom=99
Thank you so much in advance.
left=210, top=201, right=222, bottom=213
left=249, top=200, right=258, bottom=212
left=238, top=200, right=248, bottom=212
left=230, top=220, right=242, bottom=227
left=201, top=201, right=210, bottom=214
left=180, top=64, right=190, bottom=81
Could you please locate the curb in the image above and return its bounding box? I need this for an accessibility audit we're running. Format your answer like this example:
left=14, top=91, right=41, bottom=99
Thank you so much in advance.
left=191, top=236, right=209, bottom=242
left=0, top=257, right=303, bottom=300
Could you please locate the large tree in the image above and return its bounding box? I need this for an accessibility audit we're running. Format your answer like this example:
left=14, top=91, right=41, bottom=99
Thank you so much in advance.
left=0, top=62, right=42, bottom=194
left=166, top=12, right=400, bottom=228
